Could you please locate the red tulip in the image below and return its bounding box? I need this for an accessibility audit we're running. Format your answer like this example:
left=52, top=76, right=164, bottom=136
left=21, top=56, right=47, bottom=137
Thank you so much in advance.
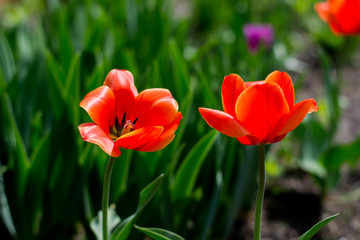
left=78, top=69, right=182, bottom=157
left=315, top=0, right=360, bottom=35
left=199, top=71, right=318, bottom=145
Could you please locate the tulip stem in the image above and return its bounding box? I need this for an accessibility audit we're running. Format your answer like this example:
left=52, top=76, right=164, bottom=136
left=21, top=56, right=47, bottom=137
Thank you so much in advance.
left=254, top=144, right=266, bottom=240
left=102, top=156, right=116, bottom=240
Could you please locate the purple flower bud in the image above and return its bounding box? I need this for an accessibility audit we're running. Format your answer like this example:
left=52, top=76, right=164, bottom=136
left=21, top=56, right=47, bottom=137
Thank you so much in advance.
left=243, top=24, right=274, bottom=53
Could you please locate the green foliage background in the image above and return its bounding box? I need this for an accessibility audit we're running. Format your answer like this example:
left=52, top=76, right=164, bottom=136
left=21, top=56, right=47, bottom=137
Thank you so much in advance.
left=0, top=0, right=359, bottom=239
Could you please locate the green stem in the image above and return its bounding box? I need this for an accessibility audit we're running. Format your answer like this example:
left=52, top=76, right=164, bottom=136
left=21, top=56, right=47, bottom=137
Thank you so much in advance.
left=254, top=144, right=266, bottom=240
left=102, top=156, right=116, bottom=240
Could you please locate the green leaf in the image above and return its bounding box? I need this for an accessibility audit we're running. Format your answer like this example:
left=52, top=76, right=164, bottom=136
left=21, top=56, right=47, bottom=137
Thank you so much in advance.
left=169, top=39, right=189, bottom=98
left=168, top=84, right=194, bottom=166
left=64, top=52, right=81, bottom=125
left=1, top=93, right=30, bottom=199
left=0, top=166, right=16, bottom=237
left=110, top=174, right=164, bottom=240
left=90, top=204, right=121, bottom=240
left=195, top=63, right=218, bottom=109
left=134, top=225, right=184, bottom=240
left=0, top=29, right=16, bottom=83
left=110, top=150, right=133, bottom=202
left=321, top=138, right=360, bottom=169
left=137, top=174, right=164, bottom=213
left=44, top=49, right=66, bottom=118
left=0, top=68, right=6, bottom=95
left=298, top=214, right=339, bottom=240
left=29, top=130, right=51, bottom=182
left=172, top=130, right=218, bottom=201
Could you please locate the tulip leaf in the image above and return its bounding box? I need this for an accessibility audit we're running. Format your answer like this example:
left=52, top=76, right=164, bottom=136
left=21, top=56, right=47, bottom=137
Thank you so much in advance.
left=111, top=150, right=133, bottom=202
left=110, top=174, right=164, bottom=240
left=90, top=204, right=121, bottom=240
left=134, top=225, right=185, bottom=240
left=169, top=39, right=189, bottom=98
left=298, top=214, right=339, bottom=240
left=195, top=63, right=218, bottom=109
left=44, top=49, right=66, bottom=119
left=0, top=29, right=16, bottom=83
left=64, top=52, right=81, bottom=125
left=200, top=136, right=226, bottom=239
left=172, top=130, right=218, bottom=201
left=1, top=93, right=30, bottom=199
left=0, top=68, right=6, bottom=95
left=0, top=165, right=16, bottom=237
left=321, top=137, right=360, bottom=169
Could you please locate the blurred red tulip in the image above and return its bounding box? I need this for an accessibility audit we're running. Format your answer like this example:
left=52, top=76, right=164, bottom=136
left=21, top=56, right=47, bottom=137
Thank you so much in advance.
left=315, top=0, right=360, bottom=35
left=199, top=71, right=318, bottom=145
left=78, top=69, right=182, bottom=157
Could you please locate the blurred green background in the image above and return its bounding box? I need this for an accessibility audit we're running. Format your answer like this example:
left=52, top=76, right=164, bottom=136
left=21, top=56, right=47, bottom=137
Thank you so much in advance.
left=1, top=0, right=360, bottom=239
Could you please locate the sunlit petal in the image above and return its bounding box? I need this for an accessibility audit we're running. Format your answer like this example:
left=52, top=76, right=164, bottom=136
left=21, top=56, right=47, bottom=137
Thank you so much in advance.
left=130, top=89, right=179, bottom=127
left=137, top=112, right=183, bottom=152
left=244, top=81, right=264, bottom=89
left=221, top=74, right=246, bottom=116
left=115, top=126, right=164, bottom=150
left=278, top=99, right=318, bottom=135
left=265, top=71, right=295, bottom=109
left=104, top=69, right=138, bottom=120
left=235, top=82, right=289, bottom=143
left=78, top=123, right=121, bottom=157
left=199, top=107, right=248, bottom=138
left=80, top=86, right=115, bottom=134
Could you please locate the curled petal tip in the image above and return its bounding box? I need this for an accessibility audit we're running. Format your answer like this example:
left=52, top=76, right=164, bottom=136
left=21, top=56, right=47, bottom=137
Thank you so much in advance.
left=308, top=99, right=318, bottom=113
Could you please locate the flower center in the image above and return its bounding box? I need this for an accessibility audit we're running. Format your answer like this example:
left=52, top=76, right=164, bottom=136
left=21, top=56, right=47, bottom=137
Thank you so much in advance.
left=109, top=113, right=138, bottom=140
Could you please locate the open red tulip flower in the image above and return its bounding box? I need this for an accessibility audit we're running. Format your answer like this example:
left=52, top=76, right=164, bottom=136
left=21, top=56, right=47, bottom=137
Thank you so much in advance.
left=315, top=0, right=360, bottom=35
left=199, top=71, right=318, bottom=145
left=78, top=69, right=182, bottom=157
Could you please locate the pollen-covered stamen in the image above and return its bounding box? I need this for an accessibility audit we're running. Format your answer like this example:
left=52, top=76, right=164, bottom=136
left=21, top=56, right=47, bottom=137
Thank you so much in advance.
left=122, top=112, right=126, bottom=125
left=115, top=116, right=120, bottom=136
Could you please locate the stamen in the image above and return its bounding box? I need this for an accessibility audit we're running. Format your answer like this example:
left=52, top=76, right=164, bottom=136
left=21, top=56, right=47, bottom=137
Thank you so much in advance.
left=133, top=118, right=138, bottom=125
left=115, top=116, right=120, bottom=136
left=122, top=113, right=126, bottom=125
left=115, top=117, right=119, bottom=128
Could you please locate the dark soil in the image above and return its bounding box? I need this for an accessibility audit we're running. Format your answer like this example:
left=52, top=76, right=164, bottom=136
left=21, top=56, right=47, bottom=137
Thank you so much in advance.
left=230, top=166, right=360, bottom=240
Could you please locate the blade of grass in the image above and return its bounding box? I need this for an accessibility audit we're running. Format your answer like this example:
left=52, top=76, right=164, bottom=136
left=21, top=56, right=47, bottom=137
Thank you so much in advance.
left=298, top=214, right=339, bottom=240
left=171, top=130, right=218, bottom=201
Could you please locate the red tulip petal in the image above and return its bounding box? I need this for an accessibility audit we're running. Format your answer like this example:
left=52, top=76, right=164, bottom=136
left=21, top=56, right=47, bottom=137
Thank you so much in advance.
left=104, top=69, right=138, bottom=120
left=271, top=133, right=287, bottom=143
left=315, top=2, right=331, bottom=22
left=237, top=135, right=259, bottom=145
left=235, top=82, right=289, bottom=143
left=265, top=71, right=295, bottom=109
left=278, top=99, right=318, bottom=135
left=80, top=86, right=115, bottom=134
left=78, top=123, right=121, bottom=157
left=137, top=112, right=183, bottom=152
left=115, top=126, right=164, bottom=150
left=221, top=74, right=246, bottom=116
left=315, top=0, right=360, bottom=35
left=130, top=89, right=179, bottom=128
left=330, top=0, right=360, bottom=34
left=199, top=107, right=248, bottom=137
left=244, top=80, right=264, bottom=89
